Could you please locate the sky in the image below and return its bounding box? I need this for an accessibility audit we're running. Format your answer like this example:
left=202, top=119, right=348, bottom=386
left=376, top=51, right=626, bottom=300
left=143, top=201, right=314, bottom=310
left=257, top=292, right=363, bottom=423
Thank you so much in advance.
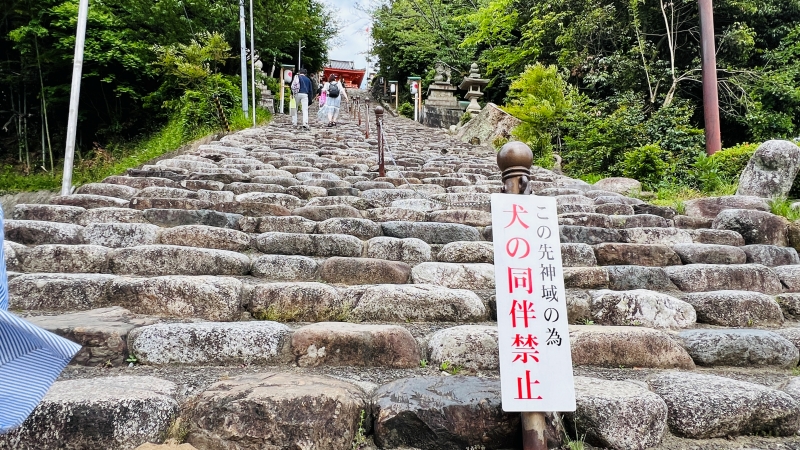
left=326, top=0, right=374, bottom=76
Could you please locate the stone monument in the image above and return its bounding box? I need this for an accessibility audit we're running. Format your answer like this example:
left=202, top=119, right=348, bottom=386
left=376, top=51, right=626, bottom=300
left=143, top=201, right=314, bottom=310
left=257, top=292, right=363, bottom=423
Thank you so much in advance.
left=423, top=62, right=463, bottom=128
left=458, top=63, right=489, bottom=116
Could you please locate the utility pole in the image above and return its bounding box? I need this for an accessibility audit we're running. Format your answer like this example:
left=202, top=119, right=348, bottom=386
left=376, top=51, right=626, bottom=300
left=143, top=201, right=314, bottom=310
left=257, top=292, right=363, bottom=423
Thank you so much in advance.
left=239, top=0, right=249, bottom=118
left=61, top=0, right=89, bottom=196
left=699, top=0, right=721, bottom=154
left=249, top=0, right=256, bottom=126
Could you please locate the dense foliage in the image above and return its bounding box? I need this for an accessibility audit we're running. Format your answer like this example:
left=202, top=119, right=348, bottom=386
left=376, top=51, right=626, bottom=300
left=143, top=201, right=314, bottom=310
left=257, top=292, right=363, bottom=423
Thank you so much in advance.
left=370, top=0, right=800, bottom=188
left=1, top=0, right=337, bottom=178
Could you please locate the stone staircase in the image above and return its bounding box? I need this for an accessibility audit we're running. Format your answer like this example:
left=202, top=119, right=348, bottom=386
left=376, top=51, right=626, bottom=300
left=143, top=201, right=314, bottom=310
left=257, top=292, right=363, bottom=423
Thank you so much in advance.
left=3, top=100, right=800, bottom=449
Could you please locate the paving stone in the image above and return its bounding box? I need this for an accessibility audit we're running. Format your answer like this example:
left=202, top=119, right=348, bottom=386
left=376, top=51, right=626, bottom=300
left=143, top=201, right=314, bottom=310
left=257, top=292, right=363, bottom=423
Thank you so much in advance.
left=564, top=376, right=667, bottom=450
left=320, top=257, right=411, bottom=284
left=285, top=185, right=327, bottom=200
left=180, top=179, right=225, bottom=191
left=426, top=325, right=498, bottom=370
left=225, top=182, right=286, bottom=195
left=648, top=372, right=800, bottom=438
left=255, top=232, right=363, bottom=257
left=128, top=321, right=292, bottom=365
left=684, top=195, right=770, bottom=219
left=130, top=197, right=212, bottom=210
left=250, top=254, right=318, bottom=280
left=373, top=376, right=531, bottom=450
left=595, top=203, right=634, bottom=215
left=109, top=275, right=243, bottom=321
left=83, top=222, right=162, bottom=248
left=239, top=215, right=316, bottom=234
left=251, top=175, right=300, bottom=187
left=103, top=175, right=178, bottom=189
left=382, top=221, right=481, bottom=244
left=564, top=267, right=609, bottom=289
left=52, top=194, right=131, bottom=209
left=589, top=289, right=696, bottom=329
left=158, top=225, right=252, bottom=251
left=621, top=227, right=693, bottom=245
left=8, top=273, right=117, bottom=310
left=360, top=188, right=417, bottom=206
left=213, top=201, right=291, bottom=217
left=0, top=376, right=178, bottom=450
left=678, top=329, right=799, bottom=368
left=673, top=215, right=714, bottom=229
left=594, top=195, right=644, bottom=206
left=142, top=208, right=240, bottom=228
left=27, top=307, right=158, bottom=366
left=436, top=241, right=493, bottom=264
left=558, top=212, right=612, bottom=228
left=4, top=219, right=85, bottom=245
left=713, top=209, right=789, bottom=246
left=569, top=325, right=694, bottom=369
left=664, top=264, right=783, bottom=294
left=292, top=322, right=420, bottom=368
left=633, top=204, right=678, bottom=219
left=249, top=282, right=344, bottom=322
left=79, top=207, right=147, bottom=225
left=365, top=236, right=432, bottom=265
left=305, top=195, right=373, bottom=210
left=184, top=372, right=365, bottom=450
left=426, top=209, right=492, bottom=227
left=194, top=189, right=235, bottom=203
left=594, top=243, right=681, bottom=266
left=21, top=244, right=110, bottom=273
left=411, top=262, right=494, bottom=290
left=671, top=243, right=747, bottom=264
left=233, top=192, right=305, bottom=210
left=76, top=183, right=139, bottom=199
left=610, top=214, right=670, bottom=228
left=361, top=207, right=427, bottom=222
left=681, top=290, right=784, bottom=327
left=391, top=198, right=447, bottom=212
left=561, top=243, right=597, bottom=267
left=315, top=217, right=382, bottom=239
left=742, top=244, right=800, bottom=266
left=293, top=204, right=363, bottom=221
left=13, top=203, right=86, bottom=223
left=559, top=225, right=622, bottom=245
left=108, top=245, right=250, bottom=276
left=344, top=284, right=487, bottom=322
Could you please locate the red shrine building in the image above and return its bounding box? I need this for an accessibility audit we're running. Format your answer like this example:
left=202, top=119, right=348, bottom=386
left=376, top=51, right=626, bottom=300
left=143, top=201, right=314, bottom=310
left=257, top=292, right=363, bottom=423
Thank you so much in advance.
left=322, top=60, right=366, bottom=89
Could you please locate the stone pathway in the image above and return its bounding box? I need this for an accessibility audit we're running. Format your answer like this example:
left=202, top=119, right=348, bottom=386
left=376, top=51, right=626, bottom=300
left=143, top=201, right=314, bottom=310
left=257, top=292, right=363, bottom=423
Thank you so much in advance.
left=3, top=96, right=800, bottom=449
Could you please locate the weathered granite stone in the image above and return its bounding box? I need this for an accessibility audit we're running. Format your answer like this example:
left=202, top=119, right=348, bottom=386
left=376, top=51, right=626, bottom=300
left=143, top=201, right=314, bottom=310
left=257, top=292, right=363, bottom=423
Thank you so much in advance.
left=673, top=215, right=714, bottom=230
left=8, top=273, right=117, bottom=310
left=293, top=204, right=363, bottom=221
left=776, top=294, right=800, bottom=320
left=564, top=377, right=667, bottom=450
left=563, top=267, right=609, bottom=289
left=621, top=227, right=693, bottom=245
left=436, top=241, right=494, bottom=264
left=712, top=209, right=789, bottom=246
left=678, top=329, right=799, bottom=367
left=742, top=244, right=800, bottom=266
left=684, top=195, right=770, bottom=219
left=130, top=197, right=212, bottom=211
left=4, top=219, right=84, bottom=245
left=320, top=257, right=411, bottom=284
left=558, top=213, right=612, bottom=228
left=3, top=240, right=25, bottom=271
left=249, top=282, right=343, bottom=322
left=158, top=225, right=252, bottom=251
left=365, top=236, right=431, bottom=265
left=225, top=182, right=286, bottom=195
left=108, top=245, right=250, bottom=276
left=82, top=223, right=161, bottom=248
left=373, top=376, right=532, bottom=450
left=633, top=204, right=678, bottom=219
left=255, top=232, right=363, bottom=257
left=185, top=373, right=365, bottom=450
left=344, top=284, right=487, bottom=322
left=594, top=243, right=681, bottom=266
left=52, top=194, right=130, bottom=209
left=671, top=243, right=747, bottom=265
left=143, top=208, right=239, bottom=229
left=561, top=243, right=597, bottom=267
left=736, top=140, right=800, bottom=197
left=648, top=372, right=800, bottom=438
left=593, top=177, right=642, bottom=195
left=26, top=306, right=158, bottom=366
left=559, top=226, right=622, bottom=245
left=771, top=265, right=800, bottom=291
left=128, top=321, right=292, bottom=365
left=426, top=210, right=492, bottom=227
left=21, top=244, right=110, bottom=273
left=76, top=182, right=140, bottom=200
left=315, top=217, right=382, bottom=239
left=426, top=325, right=498, bottom=370
left=382, top=221, right=481, bottom=244
left=663, top=264, right=783, bottom=294
left=681, top=290, right=783, bottom=327
left=570, top=325, right=694, bottom=369
left=361, top=207, right=427, bottom=222
left=285, top=185, right=327, bottom=200
left=589, top=289, right=696, bottom=329
left=411, top=262, right=494, bottom=290
left=595, top=203, right=634, bottom=215
left=0, top=376, right=178, bottom=450
left=13, top=203, right=85, bottom=223
left=103, top=175, right=178, bottom=189
left=291, top=322, right=420, bottom=368
left=610, top=214, right=669, bottom=229
left=240, top=215, right=316, bottom=234
left=213, top=201, right=290, bottom=217
left=250, top=254, right=318, bottom=280
left=604, top=266, right=678, bottom=292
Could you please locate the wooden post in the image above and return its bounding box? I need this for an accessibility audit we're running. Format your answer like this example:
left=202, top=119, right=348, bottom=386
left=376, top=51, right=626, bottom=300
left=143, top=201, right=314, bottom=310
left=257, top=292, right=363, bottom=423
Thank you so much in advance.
left=375, top=106, right=385, bottom=177
left=357, top=97, right=362, bottom=126
left=699, top=0, right=721, bottom=154
left=365, top=98, right=371, bottom=139
left=496, top=141, right=548, bottom=450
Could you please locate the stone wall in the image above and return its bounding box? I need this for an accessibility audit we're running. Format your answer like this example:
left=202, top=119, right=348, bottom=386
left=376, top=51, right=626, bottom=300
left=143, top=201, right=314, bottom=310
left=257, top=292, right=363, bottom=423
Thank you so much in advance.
left=423, top=106, right=462, bottom=129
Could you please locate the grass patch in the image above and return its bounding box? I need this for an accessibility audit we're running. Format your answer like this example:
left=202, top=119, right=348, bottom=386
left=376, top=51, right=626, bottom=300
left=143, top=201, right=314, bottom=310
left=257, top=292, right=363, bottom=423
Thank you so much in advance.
left=0, top=108, right=271, bottom=193
left=769, top=197, right=800, bottom=221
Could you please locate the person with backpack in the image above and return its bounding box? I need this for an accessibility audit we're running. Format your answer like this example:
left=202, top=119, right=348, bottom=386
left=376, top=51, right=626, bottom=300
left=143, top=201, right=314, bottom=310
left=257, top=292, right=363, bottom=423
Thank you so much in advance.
left=317, top=74, right=348, bottom=127
left=291, top=68, right=313, bottom=129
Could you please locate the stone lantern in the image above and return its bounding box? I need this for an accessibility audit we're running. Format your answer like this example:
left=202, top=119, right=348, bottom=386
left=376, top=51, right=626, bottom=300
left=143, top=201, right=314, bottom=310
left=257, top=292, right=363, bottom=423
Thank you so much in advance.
left=458, top=62, right=489, bottom=116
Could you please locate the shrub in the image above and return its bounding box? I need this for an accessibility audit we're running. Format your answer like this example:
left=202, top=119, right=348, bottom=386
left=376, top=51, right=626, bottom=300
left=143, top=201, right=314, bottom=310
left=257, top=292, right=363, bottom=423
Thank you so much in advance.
left=709, top=142, right=757, bottom=181
left=620, top=144, right=670, bottom=190
left=398, top=102, right=414, bottom=118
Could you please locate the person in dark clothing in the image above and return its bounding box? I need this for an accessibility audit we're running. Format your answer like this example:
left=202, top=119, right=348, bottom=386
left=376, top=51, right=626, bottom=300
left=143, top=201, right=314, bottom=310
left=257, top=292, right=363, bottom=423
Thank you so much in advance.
left=292, top=68, right=314, bottom=129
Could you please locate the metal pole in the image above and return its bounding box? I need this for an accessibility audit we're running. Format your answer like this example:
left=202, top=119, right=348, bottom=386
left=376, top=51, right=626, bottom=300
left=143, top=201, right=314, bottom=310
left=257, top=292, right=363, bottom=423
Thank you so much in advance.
left=699, top=0, right=721, bottom=154
left=239, top=0, right=249, bottom=118
left=375, top=106, right=385, bottom=177
left=395, top=85, right=399, bottom=110
left=496, top=141, right=548, bottom=450
left=249, top=0, right=256, bottom=126
left=61, top=0, right=89, bottom=196
left=365, top=98, right=370, bottom=139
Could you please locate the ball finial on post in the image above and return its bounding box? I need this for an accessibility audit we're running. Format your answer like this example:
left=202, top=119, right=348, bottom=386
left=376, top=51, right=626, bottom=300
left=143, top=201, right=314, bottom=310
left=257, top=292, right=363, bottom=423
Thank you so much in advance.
left=497, top=141, right=533, bottom=195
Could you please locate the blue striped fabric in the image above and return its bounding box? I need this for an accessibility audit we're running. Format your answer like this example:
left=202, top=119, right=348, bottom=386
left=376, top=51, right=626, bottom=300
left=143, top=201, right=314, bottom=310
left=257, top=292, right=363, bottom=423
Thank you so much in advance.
left=0, top=208, right=81, bottom=433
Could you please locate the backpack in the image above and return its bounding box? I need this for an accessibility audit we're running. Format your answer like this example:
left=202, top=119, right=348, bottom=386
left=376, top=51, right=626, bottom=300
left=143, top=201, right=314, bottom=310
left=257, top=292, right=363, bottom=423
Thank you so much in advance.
left=328, top=82, right=340, bottom=98
left=291, top=75, right=300, bottom=95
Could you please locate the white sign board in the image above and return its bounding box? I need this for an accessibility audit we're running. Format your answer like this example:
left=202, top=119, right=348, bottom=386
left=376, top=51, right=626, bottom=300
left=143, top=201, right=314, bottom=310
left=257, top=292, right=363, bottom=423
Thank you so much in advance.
left=491, top=193, right=576, bottom=412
